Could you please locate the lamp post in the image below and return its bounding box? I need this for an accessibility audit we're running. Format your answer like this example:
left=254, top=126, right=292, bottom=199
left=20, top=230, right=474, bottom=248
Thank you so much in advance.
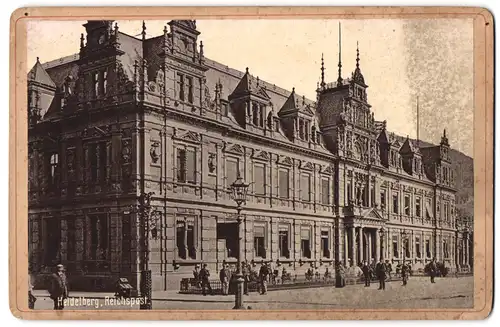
left=132, top=191, right=155, bottom=310
left=229, top=171, right=250, bottom=310
left=401, top=229, right=408, bottom=264
left=379, top=227, right=385, bottom=261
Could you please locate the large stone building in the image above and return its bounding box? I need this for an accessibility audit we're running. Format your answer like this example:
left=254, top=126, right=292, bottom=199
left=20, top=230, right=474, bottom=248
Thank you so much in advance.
left=27, top=20, right=471, bottom=291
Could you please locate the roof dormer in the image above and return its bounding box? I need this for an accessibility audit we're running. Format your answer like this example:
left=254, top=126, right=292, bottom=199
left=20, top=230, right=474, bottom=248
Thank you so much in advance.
left=278, top=88, right=315, bottom=142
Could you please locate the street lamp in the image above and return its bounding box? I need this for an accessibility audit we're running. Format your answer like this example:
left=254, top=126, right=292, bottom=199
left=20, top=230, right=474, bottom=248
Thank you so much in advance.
left=130, top=191, right=155, bottom=310
left=229, top=171, right=250, bottom=310
left=379, top=227, right=385, bottom=261
left=401, top=229, right=408, bottom=264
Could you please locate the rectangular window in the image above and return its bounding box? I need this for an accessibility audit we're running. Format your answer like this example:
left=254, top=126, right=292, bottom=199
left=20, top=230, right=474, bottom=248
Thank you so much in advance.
left=404, top=239, right=410, bottom=258
left=416, top=197, right=422, bottom=217
left=44, top=219, right=60, bottom=265
left=177, top=73, right=185, bottom=101
left=321, top=231, right=330, bottom=258
left=99, top=142, right=107, bottom=181
left=347, top=182, right=352, bottom=203
left=254, top=225, right=266, bottom=258
left=279, top=169, right=289, bottom=199
left=279, top=226, right=290, bottom=258
left=186, top=149, right=196, bottom=183
left=259, top=106, right=265, bottom=128
left=380, top=190, right=386, bottom=209
left=404, top=195, right=411, bottom=215
left=426, top=198, right=432, bottom=220
left=176, top=149, right=186, bottom=183
left=393, top=193, right=399, bottom=214
left=304, top=121, right=310, bottom=141
left=102, top=70, right=107, bottom=95
left=370, top=187, right=375, bottom=207
left=443, top=239, right=449, bottom=258
left=49, top=153, right=59, bottom=186
left=177, top=148, right=196, bottom=184
left=252, top=104, right=259, bottom=126
left=254, top=164, right=266, bottom=195
left=392, top=235, right=399, bottom=258
left=321, top=178, right=330, bottom=205
left=89, top=215, right=108, bottom=260
left=90, top=145, right=98, bottom=182
left=66, top=218, right=76, bottom=262
left=93, top=72, right=99, bottom=97
left=176, top=221, right=186, bottom=259
left=299, top=119, right=305, bottom=140
left=217, top=223, right=238, bottom=259
left=416, top=237, right=421, bottom=258
left=226, top=159, right=239, bottom=188
left=187, top=224, right=195, bottom=259
left=186, top=76, right=194, bottom=103
left=425, top=239, right=431, bottom=258
left=300, top=228, right=311, bottom=258
left=301, top=174, right=311, bottom=202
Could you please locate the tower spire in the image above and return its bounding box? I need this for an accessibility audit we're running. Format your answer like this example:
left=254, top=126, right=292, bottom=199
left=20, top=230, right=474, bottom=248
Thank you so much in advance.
left=356, top=41, right=360, bottom=69
left=416, top=96, right=420, bottom=148
left=320, top=53, right=325, bottom=89
left=141, top=20, right=147, bottom=41
left=337, top=22, right=343, bottom=86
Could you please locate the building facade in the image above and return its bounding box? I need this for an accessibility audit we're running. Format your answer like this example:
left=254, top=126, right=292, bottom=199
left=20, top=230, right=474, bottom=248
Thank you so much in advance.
left=28, top=20, right=469, bottom=292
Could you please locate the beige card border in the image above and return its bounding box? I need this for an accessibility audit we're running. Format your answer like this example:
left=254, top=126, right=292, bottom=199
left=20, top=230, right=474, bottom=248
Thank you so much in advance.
left=9, top=6, right=494, bottom=320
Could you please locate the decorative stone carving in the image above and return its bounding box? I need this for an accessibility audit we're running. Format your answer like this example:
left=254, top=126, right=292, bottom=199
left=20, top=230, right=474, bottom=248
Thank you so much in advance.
left=150, top=140, right=160, bottom=163
left=208, top=153, right=216, bottom=173
left=122, top=140, right=131, bottom=163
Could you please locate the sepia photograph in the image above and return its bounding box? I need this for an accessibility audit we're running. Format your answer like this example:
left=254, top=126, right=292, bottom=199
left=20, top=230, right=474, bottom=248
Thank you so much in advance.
left=10, top=7, right=493, bottom=320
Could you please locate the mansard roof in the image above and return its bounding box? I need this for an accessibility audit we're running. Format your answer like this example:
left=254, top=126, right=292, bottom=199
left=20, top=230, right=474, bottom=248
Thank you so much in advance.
left=28, top=58, right=56, bottom=89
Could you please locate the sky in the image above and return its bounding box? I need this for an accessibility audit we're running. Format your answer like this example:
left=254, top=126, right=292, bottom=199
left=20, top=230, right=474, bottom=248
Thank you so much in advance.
left=27, top=19, right=474, bottom=157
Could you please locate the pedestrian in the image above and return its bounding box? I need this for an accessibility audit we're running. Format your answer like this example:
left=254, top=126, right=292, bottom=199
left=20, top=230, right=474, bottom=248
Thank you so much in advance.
left=219, top=265, right=230, bottom=295
left=28, top=273, right=36, bottom=309
left=242, top=262, right=250, bottom=295
left=199, top=264, right=213, bottom=296
left=385, top=260, right=393, bottom=281
left=376, top=260, right=386, bottom=290
left=401, top=262, right=409, bottom=286
left=259, top=263, right=270, bottom=295
left=335, top=261, right=346, bottom=288
left=193, top=265, right=200, bottom=287
left=429, top=258, right=437, bottom=283
left=362, top=261, right=371, bottom=287
left=48, top=264, right=68, bottom=310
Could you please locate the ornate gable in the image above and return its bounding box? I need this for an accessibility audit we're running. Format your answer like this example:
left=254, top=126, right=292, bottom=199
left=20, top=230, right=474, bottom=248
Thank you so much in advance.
left=300, top=161, right=314, bottom=171
left=277, top=155, right=293, bottom=166
left=252, top=150, right=270, bottom=161
left=362, top=208, right=384, bottom=220
left=225, top=143, right=245, bottom=156
left=175, top=130, right=201, bottom=144
left=321, top=165, right=335, bottom=175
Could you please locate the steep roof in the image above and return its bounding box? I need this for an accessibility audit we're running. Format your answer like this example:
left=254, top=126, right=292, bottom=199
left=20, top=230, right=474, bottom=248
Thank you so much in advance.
left=278, top=88, right=314, bottom=117
left=28, top=59, right=56, bottom=88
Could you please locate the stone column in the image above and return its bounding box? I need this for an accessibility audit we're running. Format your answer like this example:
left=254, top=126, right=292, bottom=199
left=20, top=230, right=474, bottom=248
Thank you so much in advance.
left=375, top=229, right=380, bottom=262
left=359, top=227, right=364, bottom=263
left=351, top=227, right=356, bottom=266
left=344, top=228, right=348, bottom=264
left=368, top=231, right=373, bottom=262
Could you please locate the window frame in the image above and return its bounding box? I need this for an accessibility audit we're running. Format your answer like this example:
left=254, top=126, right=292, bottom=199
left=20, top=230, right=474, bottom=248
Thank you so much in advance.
left=278, top=168, right=290, bottom=199
left=253, top=163, right=266, bottom=196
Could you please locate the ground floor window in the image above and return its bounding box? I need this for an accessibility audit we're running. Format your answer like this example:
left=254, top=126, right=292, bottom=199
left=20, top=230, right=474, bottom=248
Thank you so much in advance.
left=217, top=222, right=238, bottom=259
left=177, top=220, right=196, bottom=260
left=43, top=218, right=61, bottom=266
left=279, top=226, right=290, bottom=258
left=321, top=230, right=330, bottom=258
left=253, top=225, right=266, bottom=258
left=301, top=227, right=311, bottom=258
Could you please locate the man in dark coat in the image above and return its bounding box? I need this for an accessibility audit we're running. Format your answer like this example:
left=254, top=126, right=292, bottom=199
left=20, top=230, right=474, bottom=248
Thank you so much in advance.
left=401, top=262, right=409, bottom=286
left=258, top=263, right=270, bottom=295
left=219, top=265, right=230, bottom=295
left=199, top=264, right=213, bottom=296
left=48, top=264, right=68, bottom=310
left=375, top=260, right=387, bottom=290
left=429, top=258, right=438, bottom=283
left=335, top=261, right=346, bottom=288
left=361, top=261, right=371, bottom=287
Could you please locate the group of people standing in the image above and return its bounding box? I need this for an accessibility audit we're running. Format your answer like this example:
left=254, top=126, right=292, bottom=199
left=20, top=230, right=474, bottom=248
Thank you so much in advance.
left=192, top=261, right=271, bottom=296
left=336, top=258, right=440, bottom=290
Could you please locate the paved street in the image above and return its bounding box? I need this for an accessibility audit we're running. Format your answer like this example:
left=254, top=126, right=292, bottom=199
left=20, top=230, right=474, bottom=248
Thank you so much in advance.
left=32, top=276, right=473, bottom=310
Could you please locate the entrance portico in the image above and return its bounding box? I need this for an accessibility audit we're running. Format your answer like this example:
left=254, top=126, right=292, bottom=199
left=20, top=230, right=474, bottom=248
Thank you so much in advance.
left=343, top=207, right=386, bottom=266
